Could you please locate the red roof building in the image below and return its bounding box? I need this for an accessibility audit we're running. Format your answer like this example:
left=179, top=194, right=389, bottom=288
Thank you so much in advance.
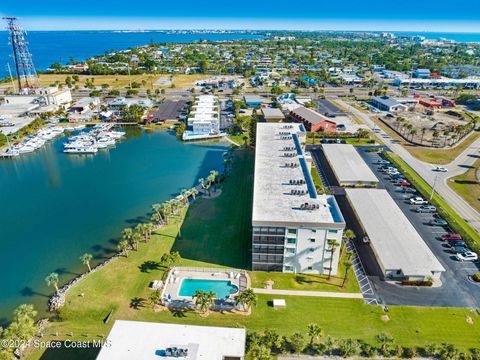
left=419, top=98, right=443, bottom=109
left=289, top=106, right=337, bottom=133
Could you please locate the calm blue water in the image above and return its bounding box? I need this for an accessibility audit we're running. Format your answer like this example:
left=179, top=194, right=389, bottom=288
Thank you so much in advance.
left=0, top=129, right=228, bottom=322
left=0, top=30, right=263, bottom=78
left=391, top=31, right=480, bottom=43
left=178, top=279, right=238, bottom=299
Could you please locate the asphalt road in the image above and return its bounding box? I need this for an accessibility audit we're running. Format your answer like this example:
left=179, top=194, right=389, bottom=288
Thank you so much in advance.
left=335, top=98, right=480, bottom=233
left=356, top=147, right=480, bottom=308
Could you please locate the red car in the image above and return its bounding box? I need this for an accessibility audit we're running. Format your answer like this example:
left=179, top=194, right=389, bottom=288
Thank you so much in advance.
left=398, top=181, right=411, bottom=187
left=441, top=233, right=462, bottom=241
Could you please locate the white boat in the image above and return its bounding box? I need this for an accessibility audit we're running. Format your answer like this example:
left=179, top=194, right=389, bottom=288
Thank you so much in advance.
left=95, top=137, right=116, bottom=148
left=107, top=130, right=126, bottom=139
left=64, top=139, right=95, bottom=149
left=1, top=148, right=20, bottom=157
left=74, top=124, right=86, bottom=130
left=64, top=146, right=98, bottom=154
left=16, top=144, right=36, bottom=153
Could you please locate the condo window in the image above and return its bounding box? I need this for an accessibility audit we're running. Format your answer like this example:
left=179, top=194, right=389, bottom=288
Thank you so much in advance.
left=286, top=248, right=296, bottom=254
left=284, top=265, right=294, bottom=271
left=287, top=238, right=296, bottom=244
left=310, top=248, right=315, bottom=252
left=310, top=238, right=315, bottom=243
left=307, top=266, right=313, bottom=270
left=328, top=229, right=338, bottom=234
left=287, top=228, right=297, bottom=235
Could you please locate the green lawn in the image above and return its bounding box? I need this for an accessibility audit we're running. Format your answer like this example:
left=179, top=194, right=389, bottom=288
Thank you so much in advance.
left=383, top=151, right=480, bottom=248
left=227, top=132, right=249, bottom=146
left=29, top=295, right=480, bottom=359
left=249, top=248, right=360, bottom=293
left=449, top=159, right=480, bottom=213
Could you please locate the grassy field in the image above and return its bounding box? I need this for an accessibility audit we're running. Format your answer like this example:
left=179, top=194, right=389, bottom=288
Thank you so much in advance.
left=449, top=159, right=480, bottom=213
left=36, top=74, right=210, bottom=90
left=249, top=249, right=360, bottom=293
left=383, top=151, right=480, bottom=247
left=373, top=117, right=480, bottom=165
left=310, top=161, right=326, bottom=194
left=26, top=149, right=254, bottom=359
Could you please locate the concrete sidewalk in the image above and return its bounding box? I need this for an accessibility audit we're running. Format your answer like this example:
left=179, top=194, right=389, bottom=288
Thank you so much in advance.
left=252, top=288, right=363, bottom=299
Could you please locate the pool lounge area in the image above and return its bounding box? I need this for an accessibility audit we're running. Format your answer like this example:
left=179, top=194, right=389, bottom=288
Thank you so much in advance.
left=161, top=267, right=249, bottom=310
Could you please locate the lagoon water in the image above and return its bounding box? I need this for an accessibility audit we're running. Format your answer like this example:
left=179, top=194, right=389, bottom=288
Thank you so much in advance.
left=0, top=31, right=263, bottom=78
left=0, top=129, right=228, bottom=322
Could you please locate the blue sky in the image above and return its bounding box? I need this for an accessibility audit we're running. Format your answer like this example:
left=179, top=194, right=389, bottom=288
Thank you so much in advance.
left=1, top=0, right=480, bottom=31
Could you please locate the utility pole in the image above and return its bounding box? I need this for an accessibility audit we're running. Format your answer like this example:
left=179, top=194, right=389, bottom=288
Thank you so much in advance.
left=430, top=172, right=439, bottom=201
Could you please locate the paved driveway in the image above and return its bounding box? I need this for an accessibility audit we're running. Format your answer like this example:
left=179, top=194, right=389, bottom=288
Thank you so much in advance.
left=356, top=147, right=480, bottom=308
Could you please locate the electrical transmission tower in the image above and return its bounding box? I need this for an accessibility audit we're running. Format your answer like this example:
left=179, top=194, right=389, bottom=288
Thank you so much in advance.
left=3, top=17, right=39, bottom=93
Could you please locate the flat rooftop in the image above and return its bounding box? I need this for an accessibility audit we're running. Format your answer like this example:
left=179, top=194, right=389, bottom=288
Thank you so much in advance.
left=96, top=320, right=246, bottom=360
left=345, top=189, right=445, bottom=277
left=261, top=107, right=285, bottom=118
left=322, top=144, right=379, bottom=184
left=253, top=123, right=345, bottom=228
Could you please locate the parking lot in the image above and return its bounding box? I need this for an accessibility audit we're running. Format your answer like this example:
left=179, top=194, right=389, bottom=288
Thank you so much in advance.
left=355, top=146, right=480, bottom=307
left=315, top=99, right=345, bottom=116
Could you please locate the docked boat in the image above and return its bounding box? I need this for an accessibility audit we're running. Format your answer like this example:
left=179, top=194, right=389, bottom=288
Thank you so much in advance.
left=95, top=137, right=116, bottom=148
left=1, top=148, right=20, bottom=157
left=64, top=146, right=98, bottom=154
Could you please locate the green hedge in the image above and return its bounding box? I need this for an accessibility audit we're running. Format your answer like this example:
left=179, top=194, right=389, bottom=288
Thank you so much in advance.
left=382, top=151, right=480, bottom=254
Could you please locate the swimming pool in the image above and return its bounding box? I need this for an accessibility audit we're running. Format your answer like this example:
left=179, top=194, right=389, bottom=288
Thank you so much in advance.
left=178, top=279, right=239, bottom=299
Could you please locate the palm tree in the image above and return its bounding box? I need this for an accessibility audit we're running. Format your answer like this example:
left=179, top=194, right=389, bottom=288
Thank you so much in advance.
left=327, top=239, right=339, bottom=280
left=376, top=332, right=394, bottom=355
left=45, top=272, right=60, bottom=294
left=342, top=250, right=354, bottom=288
left=190, top=187, right=199, bottom=200
left=420, top=127, right=427, bottom=144
left=235, top=288, right=257, bottom=312
left=80, top=253, right=93, bottom=272
left=343, top=229, right=356, bottom=242
left=194, top=290, right=216, bottom=312
left=307, top=323, right=323, bottom=345
left=180, top=189, right=190, bottom=205
left=122, top=227, right=133, bottom=243
left=131, top=231, right=141, bottom=251
left=117, top=239, right=129, bottom=257
left=152, top=203, right=166, bottom=225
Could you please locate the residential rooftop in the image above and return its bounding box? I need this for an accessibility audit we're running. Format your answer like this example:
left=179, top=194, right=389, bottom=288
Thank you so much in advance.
left=322, top=144, right=379, bottom=185
left=96, top=320, right=246, bottom=360
left=345, top=189, right=445, bottom=278
left=252, top=122, right=345, bottom=228
left=289, top=106, right=332, bottom=125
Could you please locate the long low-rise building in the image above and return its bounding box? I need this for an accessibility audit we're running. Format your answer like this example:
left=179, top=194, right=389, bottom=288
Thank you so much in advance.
left=345, top=188, right=445, bottom=281
left=97, top=320, right=246, bottom=360
left=289, top=106, right=337, bottom=132
left=322, top=144, right=379, bottom=187
left=252, top=123, right=346, bottom=274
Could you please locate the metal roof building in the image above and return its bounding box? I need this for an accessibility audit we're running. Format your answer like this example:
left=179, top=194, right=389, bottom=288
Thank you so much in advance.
left=322, top=144, right=379, bottom=187
left=345, top=188, right=445, bottom=281
left=97, top=320, right=246, bottom=360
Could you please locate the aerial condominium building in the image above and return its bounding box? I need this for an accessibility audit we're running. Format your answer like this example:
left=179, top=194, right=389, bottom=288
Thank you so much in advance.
left=252, top=123, right=346, bottom=274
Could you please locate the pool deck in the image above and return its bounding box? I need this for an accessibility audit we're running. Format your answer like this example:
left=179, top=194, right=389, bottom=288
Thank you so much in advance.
left=161, top=267, right=249, bottom=309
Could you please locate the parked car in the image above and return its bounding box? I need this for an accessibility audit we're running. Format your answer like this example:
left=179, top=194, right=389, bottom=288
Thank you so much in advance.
left=429, top=218, right=448, bottom=226
left=448, top=240, right=467, bottom=248
left=450, top=245, right=469, bottom=254
left=417, top=205, right=437, bottom=213
left=398, top=181, right=411, bottom=187
left=403, top=187, right=417, bottom=194
left=433, top=166, right=448, bottom=172
left=456, top=251, right=478, bottom=262
left=376, top=160, right=390, bottom=165
left=441, top=233, right=462, bottom=241
left=410, top=197, right=428, bottom=205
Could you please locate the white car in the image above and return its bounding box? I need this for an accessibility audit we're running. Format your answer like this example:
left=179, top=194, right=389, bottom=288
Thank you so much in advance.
left=409, top=197, right=428, bottom=205
left=456, top=251, right=478, bottom=262
left=433, top=166, right=448, bottom=172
